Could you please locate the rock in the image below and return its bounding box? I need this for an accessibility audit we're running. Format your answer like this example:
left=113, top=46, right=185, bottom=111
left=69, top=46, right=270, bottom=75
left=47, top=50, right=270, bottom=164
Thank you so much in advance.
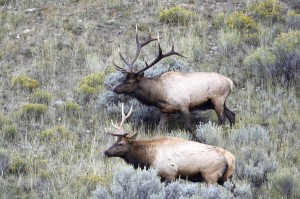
left=55, top=100, right=66, bottom=107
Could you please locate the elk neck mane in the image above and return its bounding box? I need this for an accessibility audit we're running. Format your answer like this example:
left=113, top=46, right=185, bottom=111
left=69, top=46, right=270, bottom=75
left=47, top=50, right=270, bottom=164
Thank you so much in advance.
left=123, top=137, right=170, bottom=169
left=134, top=76, right=166, bottom=106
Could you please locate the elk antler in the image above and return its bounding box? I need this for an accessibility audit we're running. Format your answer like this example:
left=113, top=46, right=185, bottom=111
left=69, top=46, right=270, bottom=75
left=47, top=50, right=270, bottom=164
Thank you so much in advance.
left=135, top=33, right=186, bottom=74
left=114, top=25, right=157, bottom=74
left=106, top=104, right=133, bottom=136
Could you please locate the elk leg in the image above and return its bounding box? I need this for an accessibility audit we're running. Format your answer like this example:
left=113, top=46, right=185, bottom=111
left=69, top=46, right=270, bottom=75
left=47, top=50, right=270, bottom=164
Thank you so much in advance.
left=181, top=108, right=193, bottom=132
left=224, top=104, right=235, bottom=127
left=161, top=177, right=172, bottom=185
left=213, top=100, right=226, bottom=126
left=158, top=112, right=168, bottom=131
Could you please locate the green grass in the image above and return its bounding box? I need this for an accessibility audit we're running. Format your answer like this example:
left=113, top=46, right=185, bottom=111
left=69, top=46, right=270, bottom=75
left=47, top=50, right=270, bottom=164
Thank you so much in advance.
left=0, top=0, right=300, bottom=198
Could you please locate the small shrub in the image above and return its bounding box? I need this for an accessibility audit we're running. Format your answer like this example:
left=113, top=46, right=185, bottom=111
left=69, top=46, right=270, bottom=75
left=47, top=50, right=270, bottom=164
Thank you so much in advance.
left=76, top=72, right=105, bottom=103
left=243, top=47, right=276, bottom=82
left=20, top=103, right=48, bottom=120
left=40, top=125, right=73, bottom=141
left=10, top=75, right=39, bottom=91
left=195, top=122, right=223, bottom=145
left=93, top=186, right=112, bottom=199
left=216, top=29, right=242, bottom=57
left=214, top=12, right=226, bottom=29
left=232, top=182, right=253, bottom=199
left=79, top=175, right=105, bottom=192
left=160, top=6, right=195, bottom=26
left=3, top=125, right=17, bottom=141
left=165, top=182, right=200, bottom=199
left=235, top=146, right=278, bottom=187
left=248, top=0, right=285, bottom=23
left=32, top=89, right=53, bottom=105
left=65, top=100, right=80, bottom=117
left=198, top=184, right=233, bottom=199
left=95, top=166, right=164, bottom=199
left=244, top=30, right=300, bottom=85
left=226, top=11, right=260, bottom=45
left=281, top=0, right=300, bottom=10
left=273, top=32, right=300, bottom=84
left=229, top=125, right=271, bottom=147
left=40, top=128, right=55, bottom=141
left=267, top=167, right=300, bottom=198
left=9, top=156, right=29, bottom=175
left=287, top=10, right=300, bottom=29
left=0, top=113, right=11, bottom=128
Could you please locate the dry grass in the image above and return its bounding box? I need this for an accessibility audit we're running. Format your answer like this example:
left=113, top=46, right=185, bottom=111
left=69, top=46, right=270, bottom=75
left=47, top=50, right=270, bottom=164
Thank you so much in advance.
left=0, top=0, right=299, bottom=198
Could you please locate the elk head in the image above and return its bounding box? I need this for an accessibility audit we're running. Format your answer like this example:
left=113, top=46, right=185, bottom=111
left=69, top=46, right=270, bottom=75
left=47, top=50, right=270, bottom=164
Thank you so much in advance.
left=104, top=104, right=137, bottom=158
left=113, top=27, right=185, bottom=94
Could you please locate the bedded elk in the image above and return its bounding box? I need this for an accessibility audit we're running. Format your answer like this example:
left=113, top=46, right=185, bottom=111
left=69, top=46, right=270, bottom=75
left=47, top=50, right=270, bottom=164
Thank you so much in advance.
left=104, top=105, right=236, bottom=184
left=113, top=29, right=235, bottom=133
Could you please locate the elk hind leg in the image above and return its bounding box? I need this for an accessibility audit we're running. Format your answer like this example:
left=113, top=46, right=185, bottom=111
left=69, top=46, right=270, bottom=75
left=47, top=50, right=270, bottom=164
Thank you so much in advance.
left=202, top=173, right=220, bottom=184
left=213, top=99, right=226, bottom=126
left=224, top=104, right=235, bottom=127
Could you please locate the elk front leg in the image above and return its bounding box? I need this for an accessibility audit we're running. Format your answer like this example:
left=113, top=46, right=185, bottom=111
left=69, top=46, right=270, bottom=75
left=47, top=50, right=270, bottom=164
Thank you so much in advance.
left=158, top=112, right=168, bottom=131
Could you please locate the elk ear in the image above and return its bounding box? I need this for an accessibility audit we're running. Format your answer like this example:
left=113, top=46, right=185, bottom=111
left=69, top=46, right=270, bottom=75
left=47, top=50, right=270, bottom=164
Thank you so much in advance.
left=127, top=133, right=138, bottom=140
left=131, top=133, right=138, bottom=139
left=137, top=72, right=144, bottom=80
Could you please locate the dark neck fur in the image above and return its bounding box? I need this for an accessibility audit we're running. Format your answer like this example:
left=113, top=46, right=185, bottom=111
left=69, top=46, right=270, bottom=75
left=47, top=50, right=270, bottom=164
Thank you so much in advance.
left=134, top=77, right=165, bottom=107
left=123, top=140, right=155, bottom=169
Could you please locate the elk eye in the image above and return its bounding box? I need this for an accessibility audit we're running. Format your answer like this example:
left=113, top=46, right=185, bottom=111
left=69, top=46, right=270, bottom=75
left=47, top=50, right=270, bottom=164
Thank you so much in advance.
left=117, top=143, right=123, bottom=147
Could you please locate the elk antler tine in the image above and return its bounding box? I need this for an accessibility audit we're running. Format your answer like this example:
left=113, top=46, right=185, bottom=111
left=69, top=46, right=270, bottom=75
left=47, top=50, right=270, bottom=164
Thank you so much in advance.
left=114, top=62, right=130, bottom=73
left=121, top=103, right=125, bottom=117
left=111, top=119, right=120, bottom=130
left=118, top=52, right=130, bottom=67
left=105, top=128, right=115, bottom=135
left=127, top=106, right=133, bottom=118
left=113, top=62, right=123, bottom=70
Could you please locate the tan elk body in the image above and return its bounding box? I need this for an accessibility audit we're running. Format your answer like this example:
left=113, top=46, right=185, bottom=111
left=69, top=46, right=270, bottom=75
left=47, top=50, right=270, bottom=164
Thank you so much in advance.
left=113, top=29, right=235, bottom=133
left=104, top=105, right=236, bottom=184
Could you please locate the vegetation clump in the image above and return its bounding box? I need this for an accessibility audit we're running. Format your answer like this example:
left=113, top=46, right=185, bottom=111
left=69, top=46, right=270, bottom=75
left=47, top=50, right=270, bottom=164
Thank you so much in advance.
left=65, top=100, right=81, bottom=117
left=160, top=6, right=195, bottom=26
left=248, top=0, right=285, bottom=23
left=32, top=89, right=53, bottom=105
left=244, top=30, right=300, bottom=85
left=267, top=167, right=300, bottom=198
left=10, top=75, right=39, bottom=91
left=20, top=103, right=48, bottom=120
left=40, top=125, right=74, bottom=141
left=226, top=11, right=260, bottom=45
left=3, top=125, right=17, bottom=141
left=76, top=72, right=105, bottom=103
left=9, top=156, right=29, bottom=175
left=287, top=10, right=300, bottom=29
left=79, top=175, right=105, bottom=192
left=0, top=113, right=11, bottom=128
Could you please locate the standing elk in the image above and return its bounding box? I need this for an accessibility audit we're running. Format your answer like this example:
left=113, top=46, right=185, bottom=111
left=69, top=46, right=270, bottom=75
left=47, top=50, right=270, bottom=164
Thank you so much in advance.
left=104, top=105, right=236, bottom=185
left=113, top=28, right=235, bottom=134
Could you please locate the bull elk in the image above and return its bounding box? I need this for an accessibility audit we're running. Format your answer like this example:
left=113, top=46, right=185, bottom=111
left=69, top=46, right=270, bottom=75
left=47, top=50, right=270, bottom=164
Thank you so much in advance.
left=113, top=28, right=235, bottom=133
left=104, top=105, right=236, bottom=185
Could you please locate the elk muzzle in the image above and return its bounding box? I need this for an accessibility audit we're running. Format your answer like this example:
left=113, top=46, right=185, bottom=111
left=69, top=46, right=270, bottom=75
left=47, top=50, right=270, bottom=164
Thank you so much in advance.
left=113, top=86, right=121, bottom=94
left=104, top=150, right=112, bottom=158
